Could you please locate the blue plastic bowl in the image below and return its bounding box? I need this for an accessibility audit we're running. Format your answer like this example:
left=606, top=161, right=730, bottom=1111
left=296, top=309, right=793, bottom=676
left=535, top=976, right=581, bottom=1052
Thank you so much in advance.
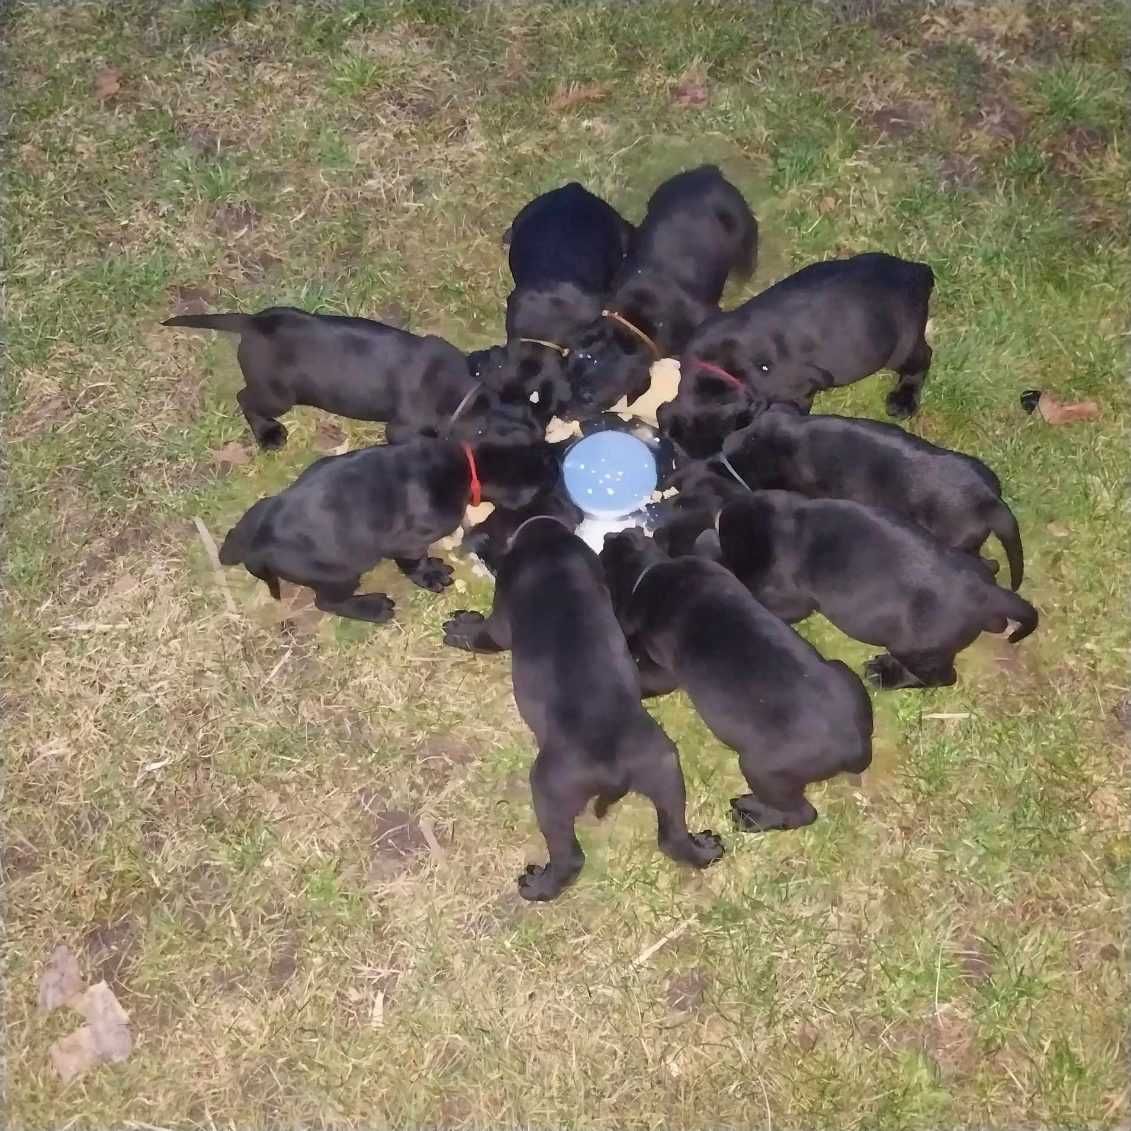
left=562, top=430, right=658, bottom=519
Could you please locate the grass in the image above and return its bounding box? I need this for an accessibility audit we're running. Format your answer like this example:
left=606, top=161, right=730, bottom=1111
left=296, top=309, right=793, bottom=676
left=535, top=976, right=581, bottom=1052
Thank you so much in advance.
left=3, top=1, right=1129, bottom=1127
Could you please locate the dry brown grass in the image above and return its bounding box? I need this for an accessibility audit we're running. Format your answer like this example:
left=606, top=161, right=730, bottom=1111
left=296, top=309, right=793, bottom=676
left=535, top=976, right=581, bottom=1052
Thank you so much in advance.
left=4, top=2, right=1129, bottom=1127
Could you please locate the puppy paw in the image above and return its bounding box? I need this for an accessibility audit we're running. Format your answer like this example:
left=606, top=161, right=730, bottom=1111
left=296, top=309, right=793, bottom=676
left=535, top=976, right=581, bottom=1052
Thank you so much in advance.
left=412, top=556, right=454, bottom=593
left=516, top=863, right=562, bottom=902
left=689, top=829, right=725, bottom=867
left=442, top=609, right=485, bottom=649
left=885, top=389, right=919, bottom=420
left=257, top=422, right=288, bottom=450
left=354, top=594, right=396, bottom=623
left=864, top=653, right=911, bottom=690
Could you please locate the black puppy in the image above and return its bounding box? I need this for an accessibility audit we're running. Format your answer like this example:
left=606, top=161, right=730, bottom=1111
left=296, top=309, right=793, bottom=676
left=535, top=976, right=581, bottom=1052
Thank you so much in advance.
left=656, top=364, right=766, bottom=459
left=601, top=529, right=872, bottom=832
left=650, top=458, right=748, bottom=557
left=710, top=491, right=1038, bottom=690
left=165, top=307, right=538, bottom=449
left=682, top=252, right=934, bottom=418
left=565, top=165, right=757, bottom=417
left=461, top=481, right=584, bottom=576
left=470, top=182, right=633, bottom=424
left=218, top=437, right=558, bottom=623
left=442, top=517, right=724, bottom=900
left=721, top=408, right=1025, bottom=588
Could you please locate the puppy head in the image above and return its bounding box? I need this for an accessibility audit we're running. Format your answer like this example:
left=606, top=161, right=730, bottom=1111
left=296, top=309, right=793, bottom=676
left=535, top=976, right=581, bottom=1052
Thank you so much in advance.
left=599, top=527, right=663, bottom=617
left=447, top=384, right=544, bottom=444
left=657, top=371, right=767, bottom=460
left=473, top=341, right=571, bottom=428
left=562, top=318, right=655, bottom=420
left=463, top=489, right=582, bottom=576
left=473, top=439, right=562, bottom=509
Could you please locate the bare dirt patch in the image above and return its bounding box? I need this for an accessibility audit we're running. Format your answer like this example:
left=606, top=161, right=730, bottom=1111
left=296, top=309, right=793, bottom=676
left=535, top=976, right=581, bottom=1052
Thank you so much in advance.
left=82, top=916, right=141, bottom=998
left=665, top=968, right=709, bottom=1013
left=865, top=100, right=935, bottom=141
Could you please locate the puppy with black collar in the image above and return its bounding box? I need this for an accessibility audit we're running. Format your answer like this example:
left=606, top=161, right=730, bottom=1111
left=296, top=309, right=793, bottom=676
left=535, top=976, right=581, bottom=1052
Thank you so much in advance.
left=565, top=166, right=757, bottom=417
left=442, top=516, right=724, bottom=900
left=707, top=490, right=1038, bottom=690
left=164, top=306, right=539, bottom=450
left=218, top=437, right=558, bottom=623
left=601, top=527, right=872, bottom=832
left=720, top=406, right=1025, bottom=588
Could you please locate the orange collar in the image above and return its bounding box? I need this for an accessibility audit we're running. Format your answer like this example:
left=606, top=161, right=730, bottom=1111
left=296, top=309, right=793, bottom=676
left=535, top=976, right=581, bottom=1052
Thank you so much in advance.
left=690, top=357, right=744, bottom=390
left=462, top=443, right=482, bottom=507
left=518, top=337, right=570, bottom=358
left=601, top=309, right=660, bottom=359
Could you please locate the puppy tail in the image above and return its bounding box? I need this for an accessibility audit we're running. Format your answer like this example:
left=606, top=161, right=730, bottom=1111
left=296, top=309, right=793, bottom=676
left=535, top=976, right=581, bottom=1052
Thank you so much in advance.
left=594, top=788, right=628, bottom=819
left=989, top=502, right=1024, bottom=590
left=218, top=497, right=272, bottom=568
left=162, top=312, right=253, bottom=334
left=996, top=589, right=1039, bottom=644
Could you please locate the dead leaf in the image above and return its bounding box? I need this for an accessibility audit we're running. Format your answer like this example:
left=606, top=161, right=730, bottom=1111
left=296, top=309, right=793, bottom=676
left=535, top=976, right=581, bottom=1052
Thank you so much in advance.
left=50, top=1026, right=102, bottom=1082
left=549, top=82, right=611, bottom=111
left=211, top=440, right=251, bottom=470
left=313, top=420, right=347, bottom=453
left=48, top=981, right=132, bottom=1081
left=1036, top=393, right=1100, bottom=425
left=672, top=74, right=709, bottom=108
left=93, top=67, right=121, bottom=101
left=1046, top=522, right=1070, bottom=538
left=75, top=981, right=132, bottom=1062
left=796, top=1022, right=820, bottom=1052
left=39, top=945, right=83, bottom=1013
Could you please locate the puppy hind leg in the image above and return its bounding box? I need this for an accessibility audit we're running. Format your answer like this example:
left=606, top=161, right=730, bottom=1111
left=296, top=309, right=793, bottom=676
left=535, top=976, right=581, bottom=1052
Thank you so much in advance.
left=887, top=338, right=932, bottom=419
left=237, top=386, right=289, bottom=450
left=632, top=741, right=724, bottom=868
left=518, top=751, right=587, bottom=901
left=864, top=650, right=956, bottom=689
left=313, top=580, right=396, bottom=624
left=731, top=762, right=817, bottom=833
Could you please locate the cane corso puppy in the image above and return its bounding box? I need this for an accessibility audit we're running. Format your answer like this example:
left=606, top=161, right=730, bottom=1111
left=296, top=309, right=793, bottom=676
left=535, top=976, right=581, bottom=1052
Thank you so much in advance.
left=656, top=364, right=766, bottom=459
left=565, top=165, right=757, bottom=417
left=469, top=182, right=633, bottom=424
left=649, top=458, right=749, bottom=557
left=165, top=307, right=539, bottom=449
left=460, top=481, right=584, bottom=575
left=682, top=252, right=934, bottom=418
left=721, top=408, right=1025, bottom=587
left=441, top=517, right=724, bottom=900
left=601, top=528, right=872, bottom=832
left=218, top=437, right=558, bottom=623
left=708, top=491, right=1038, bottom=689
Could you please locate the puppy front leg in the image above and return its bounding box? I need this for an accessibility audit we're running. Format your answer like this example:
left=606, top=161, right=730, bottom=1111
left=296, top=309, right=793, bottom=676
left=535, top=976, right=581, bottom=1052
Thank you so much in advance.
left=237, top=387, right=289, bottom=450
left=519, top=751, right=587, bottom=901
left=396, top=554, right=454, bottom=593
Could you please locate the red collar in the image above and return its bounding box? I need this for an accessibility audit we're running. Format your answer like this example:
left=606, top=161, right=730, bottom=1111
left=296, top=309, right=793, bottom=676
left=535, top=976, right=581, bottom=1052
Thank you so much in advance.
left=690, top=357, right=744, bottom=390
left=462, top=443, right=482, bottom=507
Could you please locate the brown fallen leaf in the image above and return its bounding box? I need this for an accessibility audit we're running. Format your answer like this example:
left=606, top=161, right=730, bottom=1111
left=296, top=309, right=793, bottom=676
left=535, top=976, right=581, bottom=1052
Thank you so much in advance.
left=549, top=81, right=611, bottom=111
left=1036, top=393, right=1100, bottom=424
left=313, top=420, right=347, bottom=453
left=39, top=945, right=83, bottom=1013
left=211, top=440, right=251, bottom=470
left=672, top=73, right=709, bottom=108
left=75, top=981, right=132, bottom=1063
left=50, top=1025, right=101, bottom=1082
left=93, top=67, right=121, bottom=101
left=1046, top=521, right=1070, bottom=538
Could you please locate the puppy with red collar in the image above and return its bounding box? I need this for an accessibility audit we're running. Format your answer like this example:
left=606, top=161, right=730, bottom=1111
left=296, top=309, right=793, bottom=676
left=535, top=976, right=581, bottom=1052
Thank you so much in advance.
left=218, top=438, right=558, bottom=624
